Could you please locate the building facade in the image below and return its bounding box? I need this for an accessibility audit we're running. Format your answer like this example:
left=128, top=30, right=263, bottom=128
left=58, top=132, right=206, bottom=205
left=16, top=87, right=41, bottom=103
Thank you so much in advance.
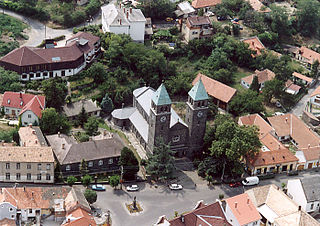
left=182, top=16, right=213, bottom=42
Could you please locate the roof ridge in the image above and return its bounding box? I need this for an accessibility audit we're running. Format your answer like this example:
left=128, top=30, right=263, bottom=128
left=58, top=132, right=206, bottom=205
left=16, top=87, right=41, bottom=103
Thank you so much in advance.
left=25, top=46, right=49, bottom=64
left=3, top=188, right=18, bottom=206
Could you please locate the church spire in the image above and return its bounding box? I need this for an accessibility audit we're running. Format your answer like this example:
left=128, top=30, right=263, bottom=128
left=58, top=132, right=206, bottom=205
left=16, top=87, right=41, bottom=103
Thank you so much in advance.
left=188, top=78, right=208, bottom=101
left=152, top=83, right=172, bottom=106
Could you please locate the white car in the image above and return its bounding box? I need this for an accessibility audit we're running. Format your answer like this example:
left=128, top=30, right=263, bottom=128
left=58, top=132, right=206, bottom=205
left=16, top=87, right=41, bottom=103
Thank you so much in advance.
left=169, top=184, right=183, bottom=190
left=126, top=184, right=139, bottom=191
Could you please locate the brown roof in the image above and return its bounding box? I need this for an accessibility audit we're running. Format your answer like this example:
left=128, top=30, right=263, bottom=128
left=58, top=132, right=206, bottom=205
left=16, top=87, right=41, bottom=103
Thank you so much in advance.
left=62, top=207, right=96, bottom=226
left=187, top=16, right=211, bottom=27
left=192, top=73, right=237, bottom=103
left=225, top=193, right=261, bottom=225
left=311, top=85, right=320, bottom=97
left=192, top=0, right=221, bottom=8
left=248, top=0, right=271, bottom=12
left=242, top=69, right=276, bottom=86
left=0, top=146, right=54, bottom=163
left=267, top=113, right=320, bottom=149
left=286, top=83, right=301, bottom=92
left=66, top=32, right=100, bottom=55
left=168, top=201, right=231, bottom=226
left=238, top=114, right=273, bottom=138
left=242, top=36, right=265, bottom=56
left=300, top=146, right=320, bottom=161
left=0, top=218, right=16, bottom=226
left=300, top=46, right=320, bottom=64
left=293, top=72, right=313, bottom=83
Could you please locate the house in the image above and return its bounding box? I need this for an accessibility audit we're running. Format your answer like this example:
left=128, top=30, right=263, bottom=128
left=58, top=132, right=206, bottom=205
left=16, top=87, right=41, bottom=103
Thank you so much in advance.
left=295, top=46, right=320, bottom=68
left=18, top=125, right=47, bottom=147
left=65, top=32, right=101, bottom=64
left=112, top=80, right=209, bottom=157
left=101, top=3, right=146, bottom=42
left=285, top=79, right=301, bottom=95
left=246, top=184, right=320, bottom=226
left=242, top=36, right=266, bottom=57
left=175, top=1, right=196, bottom=18
left=310, top=86, right=320, bottom=107
left=155, top=200, right=231, bottom=226
left=238, top=114, right=298, bottom=175
left=292, top=72, right=315, bottom=87
left=248, top=0, right=271, bottom=13
left=221, top=193, right=261, bottom=226
left=192, top=73, right=236, bottom=111
left=287, top=176, right=320, bottom=213
left=241, top=69, right=276, bottom=90
left=1, top=92, right=45, bottom=126
left=62, top=99, right=101, bottom=120
left=192, top=0, right=222, bottom=11
left=0, top=146, right=54, bottom=183
left=182, top=16, right=213, bottom=42
left=46, top=133, right=123, bottom=176
left=0, top=32, right=100, bottom=81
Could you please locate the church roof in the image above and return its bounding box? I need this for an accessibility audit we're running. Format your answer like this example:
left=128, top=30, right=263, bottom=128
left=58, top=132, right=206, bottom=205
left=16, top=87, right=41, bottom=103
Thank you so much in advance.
left=188, top=78, right=209, bottom=101
left=152, top=84, right=172, bottom=106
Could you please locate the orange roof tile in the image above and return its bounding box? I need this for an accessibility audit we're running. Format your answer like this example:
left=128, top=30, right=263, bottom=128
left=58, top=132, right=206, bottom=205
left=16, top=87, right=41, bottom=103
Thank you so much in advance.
left=242, top=69, right=275, bottom=86
left=300, top=146, right=320, bottom=161
left=242, top=37, right=265, bottom=56
left=192, top=73, right=237, bottom=103
left=238, top=114, right=273, bottom=138
left=0, top=218, right=16, bottom=226
left=300, top=47, right=320, bottom=65
left=225, top=193, right=261, bottom=225
left=192, top=0, right=221, bottom=8
left=62, top=207, right=96, bottom=226
left=293, top=72, right=313, bottom=83
left=311, top=85, right=320, bottom=97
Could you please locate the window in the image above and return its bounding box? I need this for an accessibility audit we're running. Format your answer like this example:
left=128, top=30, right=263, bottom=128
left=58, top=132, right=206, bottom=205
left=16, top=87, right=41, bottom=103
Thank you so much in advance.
left=311, top=203, right=314, bottom=210
left=192, top=31, right=198, bottom=35
left=253, top=221, right=258, bottom=226
left=88, top=161, right=93, bottom=167
left=37, top=174, right=41, bottom=180
left=36, top=72, right=41, bottom=78
left=66, top=165, right=71, bottom=171
left=37, top=164, right=41, bottom=170
left=6, top=173, right=10, bottom=180
left=27, top=173, right=31, bottom=180
left=16, top=173, right=20, bottom=180
left=5, top=108, right=9, bottom=113
left=29, top=209, right=32, bottom=213
left=16, top=163, right=20, bottom=170
left=99, top=160, right=103, bottom=166
left=49, top=71, right=53, bottom=77
left=108, top=158, right=113, bottom=164
left=172, top=135, right=180, bottom=143
left=29, top=73, right=34, bottom=78
left=27, top=164, right=31, bottom=169
left=22, top=74, right=28, bottom=79
left=6, top=163, right=10, bottom=169
left=43, top=72, right=48, bottom=77
left=9, top=208, right=13, bottom=212
left=11, top=215, right=14, bottom=219
left=46, top=174, right=51, bottom=180
left=61, top=70, right=65, bottom=76
left=46, top=164, right=51, bottom=170
left=28, top=114, right=32, bottom=118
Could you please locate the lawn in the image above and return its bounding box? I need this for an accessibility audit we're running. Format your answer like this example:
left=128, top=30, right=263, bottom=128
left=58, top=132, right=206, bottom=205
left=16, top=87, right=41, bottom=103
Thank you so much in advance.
left=232, top=68, right=253, bottom=93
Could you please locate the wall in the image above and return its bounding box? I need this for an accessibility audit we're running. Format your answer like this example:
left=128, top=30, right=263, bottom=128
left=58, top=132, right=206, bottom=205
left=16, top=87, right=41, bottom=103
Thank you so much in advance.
left=287, top=179, right=307, bottom=211
left=310, top=95, right=320, bottom=107
left=129, top=21, right=146, bottom=42
left=4, top=106, right=21, bottom=117
left=0, top=202, right=16, bottom=221
left=107, top=25, right=130, bottom=36
left=225, top=204, right=240, bottom=226
left=241, top=80, right=250, bottom=89
left=20, top=110, right=39, bottom=126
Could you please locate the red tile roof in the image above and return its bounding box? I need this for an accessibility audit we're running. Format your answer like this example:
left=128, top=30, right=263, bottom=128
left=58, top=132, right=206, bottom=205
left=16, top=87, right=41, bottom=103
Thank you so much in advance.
left=0, top=218, right=16, bottom=226
left=299, top=47, right=320, bottom=65
left=1, top=92, right=45, bottom=118
left=238, top=114, right=273, bottom=138
left=242, top=36, right=265, bottom=56
left=225, top=193, right=261, bottom=225
left=311, top=85, right=320, bottom=97
left=300, top=146, right=320, bottom=161
left=62, top=207, right=96, bottom=226
left=192, top=0, right=222, bottom=8
left=293, top=72, right=313, bottom=83
left=187, top=16, right=211, bottom=27
left=192, top=73, right=237, bottom=103
left=242, top=69, right=275, bottom=86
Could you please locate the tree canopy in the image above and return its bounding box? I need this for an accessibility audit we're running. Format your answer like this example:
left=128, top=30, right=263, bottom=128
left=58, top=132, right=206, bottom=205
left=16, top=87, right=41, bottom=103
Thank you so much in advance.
left=0, top=67, right=22, bottom=93
left=119, top=147, right=139, bottom=180
left=41, top=78, right=68, bottom=110
left=84, top=189, right=97, bottom=204
left=84, top=116, right=99, bottom=136
left=40, top=108, right=71, bottom=135
left=296, top=0, right=320, bottom=37
left=138, top=0, right=175, bottom=20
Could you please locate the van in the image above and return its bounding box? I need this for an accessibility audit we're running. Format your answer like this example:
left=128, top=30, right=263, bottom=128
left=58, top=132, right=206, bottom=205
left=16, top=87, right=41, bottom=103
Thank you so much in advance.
left=242, top=176, right=259, bottom=186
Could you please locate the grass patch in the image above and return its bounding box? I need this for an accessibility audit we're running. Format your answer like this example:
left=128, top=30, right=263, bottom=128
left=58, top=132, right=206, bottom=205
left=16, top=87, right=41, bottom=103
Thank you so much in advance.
left=232, top=69, right=252, bottom=93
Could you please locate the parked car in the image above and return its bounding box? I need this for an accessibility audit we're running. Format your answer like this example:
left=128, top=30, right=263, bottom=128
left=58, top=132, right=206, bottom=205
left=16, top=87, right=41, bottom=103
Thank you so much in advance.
left=165, top=17, right=174, bottom=22
left=91, top=184, right=106, bottom=191
left=217, top=16, right=227, bottom=21
left=126, top=184, right=139, bottom=191
left=287, top=170, right=299, bottom=176
left=229, top=181, right=242, bottom=187
left=169, top=184, right=183, bottom=190
left=258, top=172, right=275, bottom=180
left=242, top=176, right=259, bottom=186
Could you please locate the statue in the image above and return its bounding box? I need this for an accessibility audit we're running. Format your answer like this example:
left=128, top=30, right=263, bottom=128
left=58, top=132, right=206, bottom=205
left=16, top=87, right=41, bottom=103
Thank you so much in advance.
left=133, top=196, right=137, bottom=210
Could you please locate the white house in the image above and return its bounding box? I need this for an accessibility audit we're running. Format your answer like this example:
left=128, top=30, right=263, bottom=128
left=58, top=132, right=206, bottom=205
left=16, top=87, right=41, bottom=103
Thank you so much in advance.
left=0, top=201, right=17, bottom=222
left=241, top=69, right=275, bottom=90
left=101, top=3, right=146, bottom=42
left=287, top=177, right=320, bottom=213
left=310, top=85, right=320, bottom=107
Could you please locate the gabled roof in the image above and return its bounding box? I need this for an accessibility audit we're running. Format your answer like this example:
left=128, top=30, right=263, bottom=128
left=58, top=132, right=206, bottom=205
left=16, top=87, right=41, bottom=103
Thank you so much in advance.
left=0, top=218, right=15, bottom=226
left=19, top=96, right=45, bottom=118
left=66, top=32, right=100, bottom=55
left=187, top=16, right=211, bottom=27
left=152, top=84, right=172, bottom=106
left=292, top=72, right=313, bottom=83
left=242, top=69, right=276, bottom=86
left=299, top=46, right=320, bottom=64
left=1, top=92, right=45, bottom=111
left=65, top=187, right=91, bottom=214
left=300, top=176, right=320, bottom=202
left=311, top=85, right=320, bottom=97
left=0, top=146, right=54, bottom=163
left=242, top=36, right=266, bottom=56
left=62, top=99, right=101, bottom=118
left=62, top=207, right=96, bottom=226
left=188, top=78, right=209, bottom=101
left=192, top=73, right=236, bottom=103
left=18, top=126, right=47, bottom=147
left=225, top=193, right=261, bottom=225
left=177, top=1, right=195, bottom=15
left=192, top=0, right=221, bottom=8
left=238, top=113, right=273, bottom=139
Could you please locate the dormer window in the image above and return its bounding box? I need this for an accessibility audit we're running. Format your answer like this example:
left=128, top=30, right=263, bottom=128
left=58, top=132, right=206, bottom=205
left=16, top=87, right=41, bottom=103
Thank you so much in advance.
left=20, top=101, right=23, bottom=106
left=7, top=99, right=10, bottom=104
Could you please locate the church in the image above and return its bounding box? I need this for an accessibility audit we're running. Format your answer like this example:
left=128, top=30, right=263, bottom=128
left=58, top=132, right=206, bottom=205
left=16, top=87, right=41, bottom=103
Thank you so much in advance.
left=111, top=79, right=209, bottom=157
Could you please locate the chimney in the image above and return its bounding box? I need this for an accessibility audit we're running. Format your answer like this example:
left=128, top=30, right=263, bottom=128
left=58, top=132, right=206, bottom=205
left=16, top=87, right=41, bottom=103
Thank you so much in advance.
left=119, top=3, right=121, bottom=8
left=180, top=215, right=184, bottom=223
left=23, top=186, right=26, bottom=192
left=235, top=202, right=238, bottom=208
left=278, top=144, right=280, bottom=150
left=308, top=144, right=311, bottom=149
left=62, top=143, right=65, bottom=149
left=123, top=8, right=125, bottom=13
left=120, top=19, right=122, bottom=25
left=23, top=142, right=26, bottom=147
left=130, top=7, right=132, bottom=13
left=0, top=188, right=2, bottom=194
left=285, top=117, right=288, bottom=123
left=29, top=124, right=32, bottom=128
left=247, top=199, right=250, bottom=204
left=32, top=130, right=36, bottom=135
left=298, top=206, right=301, bottom=211
left=67, top=218, right=71, bottom=223
left=20, top=92, right=22, bottom=99
left=127, top=12, right=129, bottom=19
left=35, top=140, right=38, bottom=144
left=31, top=191, right=34, bottom=200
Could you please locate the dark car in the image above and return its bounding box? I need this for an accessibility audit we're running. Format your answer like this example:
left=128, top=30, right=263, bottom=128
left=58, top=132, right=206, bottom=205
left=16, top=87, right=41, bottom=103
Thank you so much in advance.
left=229, top=181, right=242, bottom=187
left=217, top=16, right=227, bottom=21
left=287, top=170, right=299, bottom=176
left=257, top=172, right=275, bottom=180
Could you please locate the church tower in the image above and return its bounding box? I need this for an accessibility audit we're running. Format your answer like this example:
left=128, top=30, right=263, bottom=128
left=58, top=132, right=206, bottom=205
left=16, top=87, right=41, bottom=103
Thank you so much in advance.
left=185, top=78, right=209, bottom=154
left=147, top=84, right=172, bottom=152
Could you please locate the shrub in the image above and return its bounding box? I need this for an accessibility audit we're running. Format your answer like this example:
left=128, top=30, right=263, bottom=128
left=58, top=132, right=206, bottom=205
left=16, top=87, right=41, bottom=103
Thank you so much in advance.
left=81, top=174, right=93, bottom=187
left=84, top=189, right=97, bottom=204
left=67, top=176, right=78, bottom=186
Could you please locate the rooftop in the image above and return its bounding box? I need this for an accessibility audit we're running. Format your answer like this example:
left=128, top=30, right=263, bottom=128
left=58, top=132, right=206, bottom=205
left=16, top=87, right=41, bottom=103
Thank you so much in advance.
left=300, top=176, right=320, bottom=202
left=238, top=113, right=273, bottom=139
left=248, top=0, right=271, bottom=13
left=242, top=69, right=276, bottom=86
left=192, top=0, right=221, bottom=8
left=242, top=36, right=266, bottom=56
left=299, top=46, right=320, bottom=64
left=152, top=83, right=172, bottom=106
left=18, top=125, right=47, bottom=147
left=187, top=16, right=211, bottom=27
left=188, top=78, right=209, bottom=101
left=0, top=146, right=54, bottom=163
left=62, top=99, right=101, bottom=118
left=292, top=72, right=313, bottom=83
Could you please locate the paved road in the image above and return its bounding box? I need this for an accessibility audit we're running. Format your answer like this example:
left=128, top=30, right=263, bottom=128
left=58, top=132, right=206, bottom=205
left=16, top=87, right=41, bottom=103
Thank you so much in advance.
left=290, top=80, right=319, bottom=117
left=1, top=8, right=102, bottom=47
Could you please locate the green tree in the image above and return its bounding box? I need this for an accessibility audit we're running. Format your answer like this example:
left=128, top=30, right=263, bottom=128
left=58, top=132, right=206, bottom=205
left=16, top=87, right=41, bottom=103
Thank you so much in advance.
left=229, top=89, right=265, bottom=116
left=84, top=116, right=99, bottom=136
left=262, top=79, right=284, bottom=103
left=311, top=60, right=319, bottom=79
left=78, top=106, right=88, bottom=128
left=138, top=0, right=175, bottom=20
left=80, top=159, right=88, bottom=175
left=146, top=138, right=176, bottom=181
left=87, top=62, right=107, bottom=84
left=41, top=78, right=67, bottom=110
left=101, top=93, right=114, bottom=114
left=269, top=5, right=291, bottom=37
left=296, top=0, right=320, bottom=36
left=40, top=108, right=71, bottom=135
left=109, top=175, right=120, bottom=189
left=67, top=176, right=77, bottom=186
left=0, top=67, right=22, bottom=93
left=119, top=147, right=139, bottom=180
left=249, top=75, right=260, bottom=92
left=79, top=133, right=89, bottom=142
left=81, top=174, right=93, bottom=187
left=84, top=189, right=97, bottom=204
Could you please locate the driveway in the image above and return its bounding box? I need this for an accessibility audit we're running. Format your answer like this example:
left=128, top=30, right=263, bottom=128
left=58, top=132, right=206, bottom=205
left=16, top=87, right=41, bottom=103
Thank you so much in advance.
left=1, top=8, right=102, bottom=47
